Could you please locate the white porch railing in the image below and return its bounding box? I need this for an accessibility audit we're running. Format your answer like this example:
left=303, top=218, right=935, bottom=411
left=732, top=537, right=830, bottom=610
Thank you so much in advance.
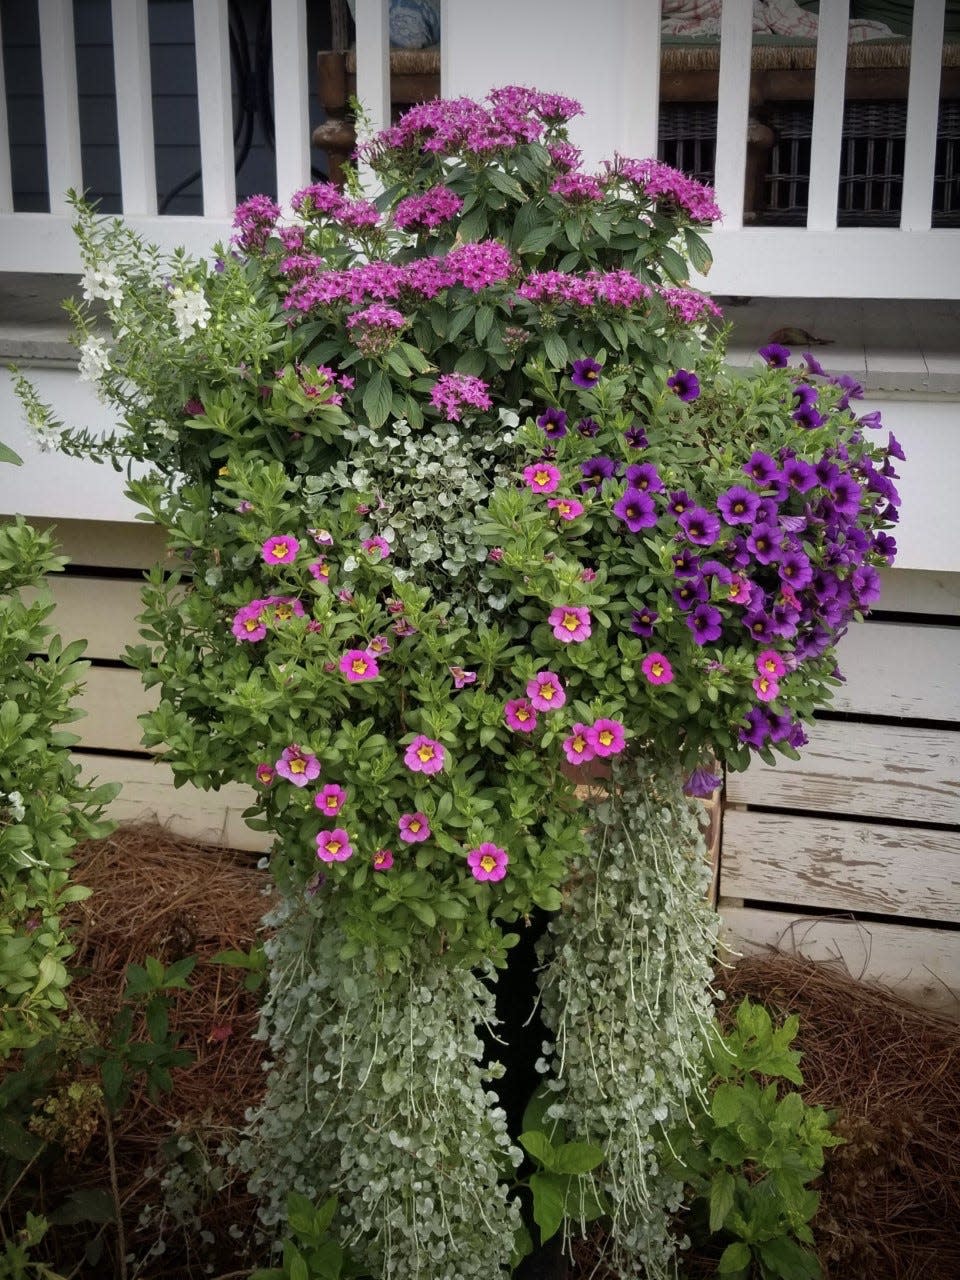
left=0, top=0, right=958, bottom=297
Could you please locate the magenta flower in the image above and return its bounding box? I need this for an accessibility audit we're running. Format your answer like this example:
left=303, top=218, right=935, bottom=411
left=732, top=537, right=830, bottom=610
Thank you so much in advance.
left=316, top=827, right=353, bottom=863
left=450, top=665, right=477, bottom=688
left=756, top=649, right=787, bottom=678
left=526, top=671, right=566, bottom=712
left=562, top=723, right=596, bottom=766
left=404, top=735, right=446, bottom=775
left=232, top=603, right=267, bottom=643
left=570, top=358, right=603, bottom=388
left=361, top=535, right=391, bottom=559
left=545, top=497, right=582, bottom=524
left=588, top=718, right=626, bottom=757
left=340, top=649, right=380, bottom=682
left=262, top=535, right=299, bottom=565
left=504, top=698, right=538, bottom=733
left=753, top=674, right=780, bottom=702
left=368, top=634, right=392, bottom=655
left=373, top=848, right=394, bottom=872
left=549, top=605, right=592, bottom=644
left=398, top=812, right=431, bottom=843
left=393, top=185, right=464, bottom=231
left=314, top=783, right=347, bottom=817
left=641, top=653, right=674, bottom=685
left=275, top=745, right=321, bottom=787
left=309, top=527, right=335, bottom=547
left=523, top=462, right=562, bottom=494
left=308, top=559, right=330, bottom=583
left=466, top=842, right=509, bottom=883
left=430, top=373, right=492, bottom=421
left=255, top=763, right=275, bottom=786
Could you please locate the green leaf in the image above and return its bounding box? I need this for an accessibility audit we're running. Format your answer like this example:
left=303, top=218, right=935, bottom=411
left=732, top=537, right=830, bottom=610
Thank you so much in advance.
left=362, top=369, right=394, bottom=429
left=518, top=222, right=559, bottom=256
left=48, top=1187, right=116, bottom=1226
left=529, top=1171, right=566, bottom=1244
left=532, top=885, right=563, bottom=912
left=717, top=1241, right=752, bottom=1275
left=712, top=1082, right=744, bottom=1127
left=0, top=1116, right=44, bottom=1161
left=288, top=1250, right=309, bottom=1280
left=519, top=1129, right=557, bottom=1169
left=709, top=1168, right=736, bottom=1232
left=553, top=1141, right=605, bottom=1175
left=684, top=228, right=714, bottom=276
left=543, top=331, right=568, bottom=370
left=756, top=1236, right=821, bottom=1280
left=0, top=440, right=23, bottom=466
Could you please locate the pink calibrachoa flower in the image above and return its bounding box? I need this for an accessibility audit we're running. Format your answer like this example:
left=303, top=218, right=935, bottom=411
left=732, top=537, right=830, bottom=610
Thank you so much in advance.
left=275, top=745, right=321, bottom=787
left=340, top=649, right=379, bottom=682
left=756, top=649, right=787, bottom=678
left=526, top=671, right=566, bottom=712
left=255, top=763, right=275, bottom=786
left=588, top=718, right=626, bottom=757
left=308, top=559, right=330, bottom=583
left=404, top=735, right=446, bottom=775
left=373, top=848, right=394, bottom=872
left=316, top=827, right=353, bottom=863
left=504, top=698, right=538, bottom=733
left=642, top=652, right=674, bottom=685
left=547, top=496, right=584, bottom=521
left=361, top=535, right=391, bottom=559
left=368, top=634, right=392, bottom=655
left=309, top=527, right=334, bottom=547
left=523, top=462, right=561, bottom=494
left=398, top=812, right=431, bottom=843
left=549, top=605, right=592, bottom=644
left=450, top=665, right=477, bottom=689
left=261, top=534, right=299, bottom=565
left=467, top=842, right=509, bottom=883
left=562, top=723, right=596, bottom=765
left=753, top=674, right=780, bottom=702
left=232, top=603, right=267, bottom=643
left=314, top=783, right=347, bottom=817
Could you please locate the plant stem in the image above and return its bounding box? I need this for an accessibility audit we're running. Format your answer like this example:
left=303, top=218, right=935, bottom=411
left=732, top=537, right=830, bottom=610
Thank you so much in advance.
left=102, top=1104, right=128, bottom=1280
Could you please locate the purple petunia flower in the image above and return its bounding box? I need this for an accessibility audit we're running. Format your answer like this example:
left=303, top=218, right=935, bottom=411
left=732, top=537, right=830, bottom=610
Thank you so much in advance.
left=739, top=706, right=772, bottom=748
left=759, top=342, right=791, bottom=368
left=578, top=456, right=618, bottom=493
left=672, top=547, right=701, bottom=578
left=613, top=487, right=657, bottom=533
left=537, top=407, right=568, bottom=439
left=673, top=578, right=709, bottom=611
left=778, top=551, right=813, bottom=590
left=793, top=404, right=828, bottom=430
left=667, top=368, right=701, bottom=401
left=792, top=383, right=819, bottom=407
left=679, top=506, right=720, bottom=546
left=803, top=351, right=828, bottom=376
left=576, top=416, right=601, bottom=437
left=886, top=431, right=906, bottom=462
left=667, top=490, right=692, bottom=517
left=873, top=531, right=897, bottom=563
left=683, top=767, right=722, bottom=798
left=687, top=602, right=723, bottom=644
left=571, top=358, right=603, bottom=388
left=630, top=606, right=659, bottom=637
left=625, top=462, right=664, bottom=493
left=623, top=422, right=649, bottom=449
left=743, top=451, right=780, bottom=486
left=782, top=457, right=818, bottom=493
left=743, top=610, right=777, bottom=643
left=746, top=523, right=781, bottom=565
left=717, top=485, right=760, bottom=526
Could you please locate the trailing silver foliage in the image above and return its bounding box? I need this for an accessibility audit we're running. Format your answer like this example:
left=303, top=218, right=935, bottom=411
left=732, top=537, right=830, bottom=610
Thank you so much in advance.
left=235, top=898, right=522, bottom=1279
left=537, top=753, right=720, bottom=1278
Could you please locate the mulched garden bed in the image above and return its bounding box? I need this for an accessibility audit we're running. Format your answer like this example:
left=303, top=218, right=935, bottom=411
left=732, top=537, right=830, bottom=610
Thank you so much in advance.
left=11, top=825, right=960, bottom=1279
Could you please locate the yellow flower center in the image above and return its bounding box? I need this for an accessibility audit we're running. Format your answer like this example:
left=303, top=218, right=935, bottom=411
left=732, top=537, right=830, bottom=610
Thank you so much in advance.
left=290, top=759, right=306, bottom=774
left=275, top=605, right=292, bottom=620
left=651, top=662, right=664, bottom=678
left=409, top=820, right=421, bottom=833
left=517, top=708, right=530, bottom=722
left=599, top=730, right=614, bottom=746
left=573, top=735, right=586, bottom=752
left=244, top=617, right=259, bottom=632
left=326, top=840, right=341, bottom=855
left=540, top=683, right=556, bottom=701
left=271, top=543, right=289, bottom=559
left=562, top=613, right=579, bottom=631
left=534, top=470, right=550, bottom=485
left=480, top=854, right=497, bottom=872
left=417, top=745, right=435, bottom=762
left=351, top=658, right=368, bottom=674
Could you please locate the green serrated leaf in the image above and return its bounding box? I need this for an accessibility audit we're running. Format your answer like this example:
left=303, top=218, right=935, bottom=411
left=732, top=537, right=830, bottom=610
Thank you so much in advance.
left=529, top=1171, right=566, bottom=1244
left=709, top=1167, right=736, bottom=1232
left=362, top=368, right=394, bottom=429
left=717, top=1240, right=752, bottom=1275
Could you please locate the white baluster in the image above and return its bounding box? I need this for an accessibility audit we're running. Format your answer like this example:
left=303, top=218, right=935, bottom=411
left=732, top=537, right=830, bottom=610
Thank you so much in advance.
left=622, top=0, right=662, bottom=159
left=271, top=0, right=311, bottom=202
left=192, top=0, right=235, bottom=218
left=714, top=0, right=753, bottom=230
left=807, top=0, right=850, bottom=230
left=902, top=0, right=946, bottom=230
left=354, top=0, right=390, bottom=142
left=0, top=3, right=12, bottom=211
left=38, top=0, right=83, bottom=206
left=112, top=0, right=157, bottom=215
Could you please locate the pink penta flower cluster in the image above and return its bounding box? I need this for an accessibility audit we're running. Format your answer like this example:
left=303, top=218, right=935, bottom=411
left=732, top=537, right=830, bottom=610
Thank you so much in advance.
left=517, top=270, right=652, bottom=311
left=347, top=304, right=406, bottom=357
left=430, top=373, right=493, bottom=422
left=393, top=185, right=464, bottom=231
left=659, top=286, right=723, bottom=325
left=608, top=156, right=722, bottom=224
left=291, top=181, right=381, bottom=230
left=550, top=173, right=604, bottom=202
left=232, top=194, right=281, bottom=252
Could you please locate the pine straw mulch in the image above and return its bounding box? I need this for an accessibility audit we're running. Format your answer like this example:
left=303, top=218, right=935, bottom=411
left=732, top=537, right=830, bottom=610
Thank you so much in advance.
left=13, top=824, right=960, bottom=1279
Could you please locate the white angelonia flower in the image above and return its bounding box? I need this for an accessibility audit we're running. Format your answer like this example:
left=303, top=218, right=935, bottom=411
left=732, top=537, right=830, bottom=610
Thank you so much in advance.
left=5, top=791, right=26, bottom=822
left=169, top=286, right=211, bottom=341
left=81, top=266, right=123, bottom=307
left=77, top=334, right=110, bottom=387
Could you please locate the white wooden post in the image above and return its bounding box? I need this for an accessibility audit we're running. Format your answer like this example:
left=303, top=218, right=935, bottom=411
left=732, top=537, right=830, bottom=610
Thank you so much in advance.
left=111, top=0, right=157, bottom=216
left=354, top=0, right=391, bottom=141
left=192, top=0, right=236, bottom=218
left=622, top=0, right=662, bottom=159
left=901, top=0, right=946, bottom=231
left=714, top=0, right=752, bottom=229
left=807, top=0, right=850, bottom=230
left=271, top=0, right=311, bottom=202
left=0, top=3, right=13, bottom=211
left=38, top=0, right=83, bottom=206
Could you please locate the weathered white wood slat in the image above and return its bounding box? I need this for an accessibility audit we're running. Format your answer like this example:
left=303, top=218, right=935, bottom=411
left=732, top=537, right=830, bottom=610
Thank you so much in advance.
left=722, top=810, right=960, bottom=923
left=111, top=0, right=157, bottom=216
left=714, top=0, right=753, bottom=230
left=354, top=0, right=391, bottom=145
left=38, top=0, right=83, bottom=205
left=21, top=577, right=145, bottom=662
left=192, top=0, right=236, bottom=218
left=0, top=4, right=13, bottom=212
left=73, top=666, right=158, bottom=753
left=622, top=0, right=662, bottom=159
left=877, top=568, right=960, bottom=617
left=74, top=751, right=269, bottom=852
left=271, top=0, right=311, bottom=202
left=719, top=905, right=960, bottom=1015
left=832, top=621, right=960, bottom=720
left=28, top=519, right=170, bottom=570
left=726, top=721, right=960, bottom=825
left=806, top=0, right=849, bottom=231
left=901, top=0, right=946, bottom=231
